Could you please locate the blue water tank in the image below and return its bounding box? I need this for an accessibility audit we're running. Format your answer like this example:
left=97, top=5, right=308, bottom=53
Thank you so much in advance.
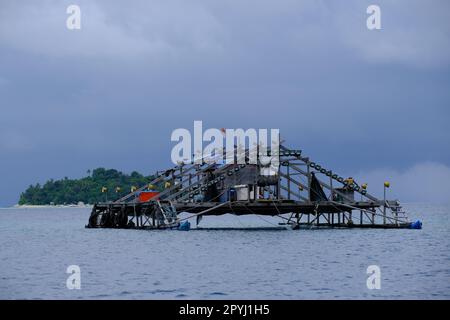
left=409, top=220, right=422, bottom=229
left=219, top=191, right=228, bottom=202
left=178, top=221, right=191, bottom=231
left=229, top=188, right=236, bottom=202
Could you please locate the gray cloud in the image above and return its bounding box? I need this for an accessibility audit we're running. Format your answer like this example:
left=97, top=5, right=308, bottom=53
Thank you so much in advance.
left=2, top=1, right=448, bottom=66
left=354, top=162, right=450, bottom=204
left=333, top=0, right=450, bottom=68
left=0, top=0, right=226, bottom=60
left=0, top=0, right=449, bottom=206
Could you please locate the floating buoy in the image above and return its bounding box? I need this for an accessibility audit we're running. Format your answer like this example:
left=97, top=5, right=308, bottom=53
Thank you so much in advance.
left=409, top=220, right=422, bottom=229
left=178, top=221, right=191, bottom=231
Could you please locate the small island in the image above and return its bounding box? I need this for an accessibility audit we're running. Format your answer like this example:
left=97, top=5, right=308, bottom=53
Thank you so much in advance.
left=18, top=168, right=155, bottom=205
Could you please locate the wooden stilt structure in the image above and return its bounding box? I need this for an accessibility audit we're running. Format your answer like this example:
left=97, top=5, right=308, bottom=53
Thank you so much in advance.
left=86, top=145, right=415, bottom=230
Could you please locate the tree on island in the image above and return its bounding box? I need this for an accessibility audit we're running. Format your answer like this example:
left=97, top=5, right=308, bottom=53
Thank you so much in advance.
left=18, top=168, right=155, bottom=205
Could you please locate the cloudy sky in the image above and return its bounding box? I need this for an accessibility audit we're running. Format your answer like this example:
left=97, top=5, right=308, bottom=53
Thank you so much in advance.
left=0, top=0, right=449, bottom=206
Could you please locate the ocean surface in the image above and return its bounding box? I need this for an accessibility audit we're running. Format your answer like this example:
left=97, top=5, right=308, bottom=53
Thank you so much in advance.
left=0, top=204, right=449, bottom=299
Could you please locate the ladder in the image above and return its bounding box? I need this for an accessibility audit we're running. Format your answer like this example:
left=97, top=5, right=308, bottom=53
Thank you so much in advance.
left=156, top=200, right=178, bottom=225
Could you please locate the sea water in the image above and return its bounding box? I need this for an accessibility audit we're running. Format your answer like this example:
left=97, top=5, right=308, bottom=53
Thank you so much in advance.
left=0, top=204, right=449, bottom=299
